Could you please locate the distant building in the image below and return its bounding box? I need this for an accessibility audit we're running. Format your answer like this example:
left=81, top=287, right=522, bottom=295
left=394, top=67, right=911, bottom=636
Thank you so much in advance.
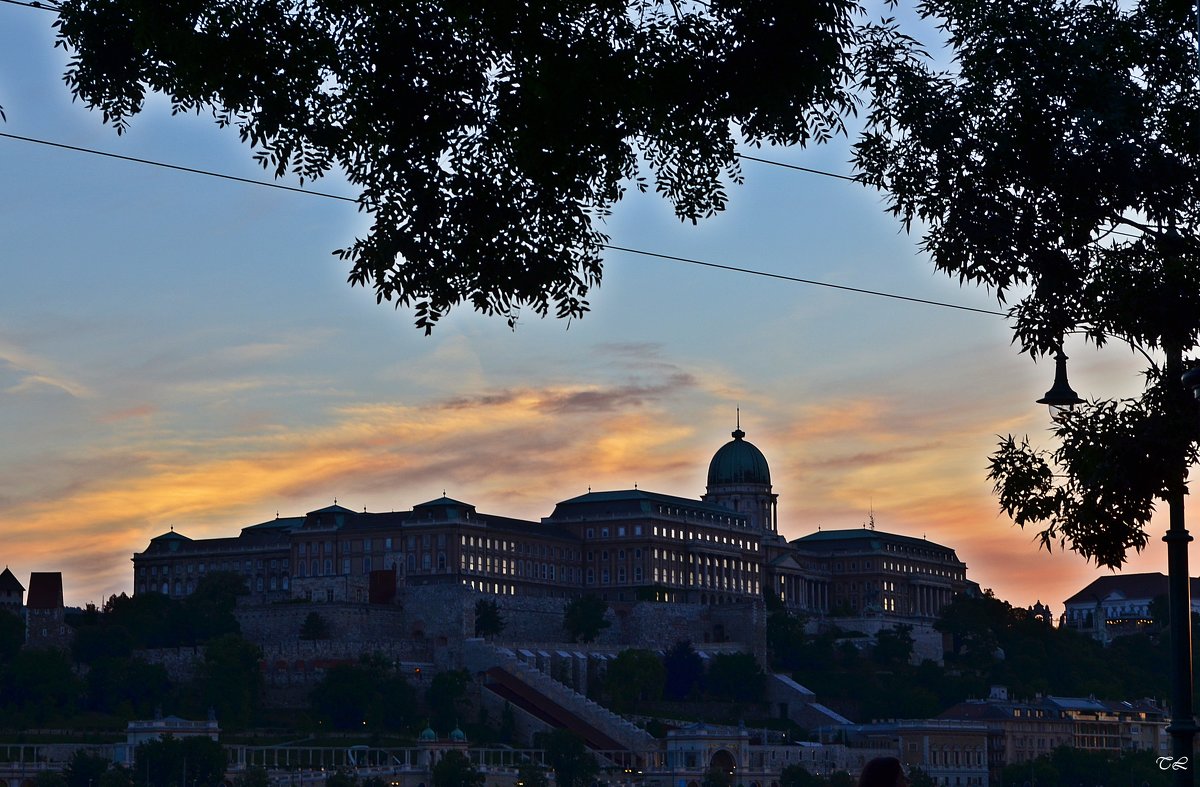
left=25, top=571, right=68, bottom=649
left=114, top=713, right=221, bottom=765
left=0, top=567, right=24, bottom=614
left=939, top=686, right=1168, bottom=780
left=939, top=686, right=1075, bottom=775
left=839, top=720, right=990, bottom=787
left=1061, top=572, right=1200, bottom=642
left=131, top=426, right=973, bottom=625
left=1044, top=695, right=1168, bottom=755
left=791, top=529, right=971, bottom=619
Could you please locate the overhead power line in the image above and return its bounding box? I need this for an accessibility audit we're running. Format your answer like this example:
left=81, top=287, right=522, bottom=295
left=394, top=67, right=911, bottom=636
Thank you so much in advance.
left=737, top=153, right=858, bottom=182
left=0, top=0, right=57, bottom=11
left=0, top=128, right=1006, bottom=316
left=602, top=245, right=1006, bottom=316
left=0, top=131, right=358, bottom=202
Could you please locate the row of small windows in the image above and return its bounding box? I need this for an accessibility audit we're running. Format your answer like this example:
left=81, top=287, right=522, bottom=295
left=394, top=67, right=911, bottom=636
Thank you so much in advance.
left=836, top=558, right=965, bottom=582
left=295, top=535, right=580, bottom=561
left=652, top=526, right=759, bottom=551
left=584, top=525, right=644, bottom=539
left=140, top=559, right=289, bottom=577
left=653, top=505, right=740, bottom=526
left=139, top=574, right=291, bottom=596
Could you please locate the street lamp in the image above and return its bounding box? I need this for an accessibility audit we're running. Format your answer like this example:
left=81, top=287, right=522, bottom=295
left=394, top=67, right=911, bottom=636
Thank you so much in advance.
left=1043, top=354, right=1197, bottom=784
left=1035, top=350, right=1084, bottom=418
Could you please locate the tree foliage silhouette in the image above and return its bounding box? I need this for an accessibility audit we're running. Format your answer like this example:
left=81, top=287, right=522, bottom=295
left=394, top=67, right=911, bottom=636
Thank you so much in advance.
left=563, top=594, right=609, bottom=643
left=854, top=0, right=1200, bottom=567
left=53, top=0, right=860, bottom=332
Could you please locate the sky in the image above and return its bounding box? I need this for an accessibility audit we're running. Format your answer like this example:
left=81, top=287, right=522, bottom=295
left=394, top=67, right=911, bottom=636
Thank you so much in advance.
left=0, top=3, right=1178, bottom=613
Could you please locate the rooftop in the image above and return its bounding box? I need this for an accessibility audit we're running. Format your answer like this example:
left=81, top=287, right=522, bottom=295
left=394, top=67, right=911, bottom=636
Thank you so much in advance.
left=26, top=572, right=63, bottom=609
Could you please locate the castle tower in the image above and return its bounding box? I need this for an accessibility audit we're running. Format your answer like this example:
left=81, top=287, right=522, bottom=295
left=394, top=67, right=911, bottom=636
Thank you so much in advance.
left=701, top=418, right=778, bottom=536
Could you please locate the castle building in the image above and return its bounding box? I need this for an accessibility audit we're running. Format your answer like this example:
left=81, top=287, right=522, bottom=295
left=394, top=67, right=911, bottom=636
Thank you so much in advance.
left=25, top=571, right=68, bottom=649
left=131, top=426, right=971, bottom=620
left=791, top=529, right=971, bottom=618
left=1060, top=572, right=1200, bottom=642
left=0, top=568, right=24, bottom=614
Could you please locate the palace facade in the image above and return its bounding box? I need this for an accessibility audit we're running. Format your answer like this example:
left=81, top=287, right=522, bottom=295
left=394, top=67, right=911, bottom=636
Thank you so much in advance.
left=132, top=426, right=973, bottom=620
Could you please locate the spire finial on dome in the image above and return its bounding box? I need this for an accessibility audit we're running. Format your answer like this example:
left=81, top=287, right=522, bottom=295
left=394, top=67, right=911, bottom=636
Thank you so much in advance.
left=732, top=406, right=745, bottom=439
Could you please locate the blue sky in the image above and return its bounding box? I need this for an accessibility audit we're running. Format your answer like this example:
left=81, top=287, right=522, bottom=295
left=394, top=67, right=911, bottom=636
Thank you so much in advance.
left=0, top=2, right=1171, bottom=610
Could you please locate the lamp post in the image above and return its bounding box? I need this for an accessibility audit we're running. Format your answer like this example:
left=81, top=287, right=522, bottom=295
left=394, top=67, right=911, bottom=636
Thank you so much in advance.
left=1045, top=351, right=1196, bottom=784
left=1035, top=350, right=1084, bottom=417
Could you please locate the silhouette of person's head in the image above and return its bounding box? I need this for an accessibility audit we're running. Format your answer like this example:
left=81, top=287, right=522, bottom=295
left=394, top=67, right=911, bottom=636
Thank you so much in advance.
left=858, top=757, right=907, bottom=787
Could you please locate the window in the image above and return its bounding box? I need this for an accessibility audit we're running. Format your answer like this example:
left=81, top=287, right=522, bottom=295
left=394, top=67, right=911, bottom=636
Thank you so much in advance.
left=363, top=538, right=372, bottom=552
left=587, top=568, right=595, bottom=584
left=602, top=569, right=611, bottom=584
left=617, top=526, right=626, bottom=537
left=364, top=556, right=372, bottom=574
left=586, top=528, right=594, bottom=538
left=422, top=553, right=432, bottom=570
left=324, top=541, right=333, bottom=555
left=323, top=559, right=332, bottom=575
left=342, top=558, right=351, bottom=575
left=634, top=525, right=643, bottom=536
left=601, top=527, right=609, bottom=538
left=299, top=543, right=307, bottom=556
left=385, top=537, right=393, bottom=549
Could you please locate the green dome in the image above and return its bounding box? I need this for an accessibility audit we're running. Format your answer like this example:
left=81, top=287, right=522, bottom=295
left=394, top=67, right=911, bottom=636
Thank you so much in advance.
left=707, top=428, right=771, bottom=486
left=449, top=726, right=466, bottom=742
left=418, top=725, right=437, bottom=741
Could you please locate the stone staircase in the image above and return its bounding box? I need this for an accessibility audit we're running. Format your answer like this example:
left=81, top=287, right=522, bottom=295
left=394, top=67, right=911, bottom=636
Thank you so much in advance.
left=467, top=640, right=657, bottom=754
left=501, top=657, right=658, bottom=752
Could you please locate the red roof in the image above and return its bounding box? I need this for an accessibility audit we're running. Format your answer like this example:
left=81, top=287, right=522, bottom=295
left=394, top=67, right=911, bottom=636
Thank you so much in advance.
left=26, top=572, right=63, bottom=609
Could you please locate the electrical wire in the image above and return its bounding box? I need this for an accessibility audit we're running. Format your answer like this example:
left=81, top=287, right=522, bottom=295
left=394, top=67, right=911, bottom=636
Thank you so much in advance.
left=0, top=0, right=57, bottom=11
left=737, top=153, right=858, bottom=183
left=0, top=129, right=1006, bottom=316
left=601, top=245, right=1006, bottom=316
left=0, top=128, right=1094, bottom=319
left=0, top=131, right=358, bottom=202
